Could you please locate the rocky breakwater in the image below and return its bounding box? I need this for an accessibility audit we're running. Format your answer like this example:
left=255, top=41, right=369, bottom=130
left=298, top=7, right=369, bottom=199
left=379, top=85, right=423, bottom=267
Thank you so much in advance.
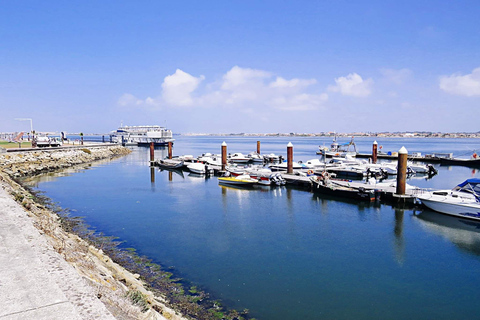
left=0, top=146, right=131, bottom=177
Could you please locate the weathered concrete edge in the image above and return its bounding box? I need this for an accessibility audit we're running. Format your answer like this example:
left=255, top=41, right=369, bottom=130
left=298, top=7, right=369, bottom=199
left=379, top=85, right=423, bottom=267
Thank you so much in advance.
left=0, top=146, right=187, bottom=320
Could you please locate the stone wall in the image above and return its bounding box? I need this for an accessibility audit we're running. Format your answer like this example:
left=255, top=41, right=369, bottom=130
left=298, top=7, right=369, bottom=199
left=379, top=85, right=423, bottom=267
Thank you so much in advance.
left=0, top=146, right=131, bottom=177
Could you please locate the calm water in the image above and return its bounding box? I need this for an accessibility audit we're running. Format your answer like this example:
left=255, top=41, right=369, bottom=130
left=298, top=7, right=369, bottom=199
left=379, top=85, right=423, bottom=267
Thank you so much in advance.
left=24, top=136, right=480, bottom=320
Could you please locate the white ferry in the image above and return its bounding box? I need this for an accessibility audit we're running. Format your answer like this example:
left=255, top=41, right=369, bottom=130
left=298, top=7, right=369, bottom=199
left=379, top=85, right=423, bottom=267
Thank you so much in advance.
left=111, top=125, right=174, bottom=146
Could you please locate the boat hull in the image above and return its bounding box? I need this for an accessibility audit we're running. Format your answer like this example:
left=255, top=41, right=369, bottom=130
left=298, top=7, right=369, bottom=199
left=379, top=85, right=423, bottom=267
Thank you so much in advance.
left=440, top=158, right=480, bottom=168
left=187, top=163, right=208, bottom=174
left=419, top=198, right=480, bottom=221
left=218, top=177, right=258, bottom=186
left=311, top=180, right=376, bottom=201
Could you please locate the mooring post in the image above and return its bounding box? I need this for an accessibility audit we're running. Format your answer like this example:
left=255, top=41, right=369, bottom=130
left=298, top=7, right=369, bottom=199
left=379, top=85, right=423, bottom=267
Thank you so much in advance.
left=257, top=141, right=261, bottom=154
left=372, top=140, right=378, bottom=164
left=150, top=142, right=155, bottom=163
left=287, top=142, right=293, bottom=174
left=221, top=141, right=227, bottom=171
left=168, top=141, right=172, bottom=159
left=396, top=146, right=408, bottom=195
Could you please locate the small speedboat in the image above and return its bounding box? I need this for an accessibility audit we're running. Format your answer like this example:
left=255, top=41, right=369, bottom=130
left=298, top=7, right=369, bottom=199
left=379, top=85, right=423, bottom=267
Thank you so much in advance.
left=247, top=152, right=264, bottom=163
left=187, top=162, right=210, bottom=174
left=245, top=168, right=274, bottom=185
left=157, top=159, right=184, bottom=169
left=229, top=153, right=250, bottom=163
left=269, top=161, right=304, bottom=171
left=263, top=153, right=281, bottom=162
left=416, top=179, right=480, bottom=221
left=302, top=159, right=326, bottom=169
left=408, top=162, right=437, bottom=175
left=218, top=174, right=259, bottom=186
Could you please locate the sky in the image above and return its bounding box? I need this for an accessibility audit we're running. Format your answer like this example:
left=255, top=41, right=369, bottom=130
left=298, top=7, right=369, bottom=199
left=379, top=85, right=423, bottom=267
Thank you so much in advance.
left=1, top=0, right=479, bottom=134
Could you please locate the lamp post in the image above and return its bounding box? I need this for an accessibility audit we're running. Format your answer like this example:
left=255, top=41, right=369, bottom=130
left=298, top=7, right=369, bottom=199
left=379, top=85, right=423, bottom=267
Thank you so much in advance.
left=15, top=118, right=34, bottom=147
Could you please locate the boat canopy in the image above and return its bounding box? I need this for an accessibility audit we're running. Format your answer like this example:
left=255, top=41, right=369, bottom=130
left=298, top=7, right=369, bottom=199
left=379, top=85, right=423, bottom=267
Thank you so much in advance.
left=454, top=179, right=480, bottom=201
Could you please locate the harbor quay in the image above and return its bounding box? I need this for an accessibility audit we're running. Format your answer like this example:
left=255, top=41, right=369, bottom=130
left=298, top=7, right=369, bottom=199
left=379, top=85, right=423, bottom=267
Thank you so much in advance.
left=0, top=145, right=186, bottom=320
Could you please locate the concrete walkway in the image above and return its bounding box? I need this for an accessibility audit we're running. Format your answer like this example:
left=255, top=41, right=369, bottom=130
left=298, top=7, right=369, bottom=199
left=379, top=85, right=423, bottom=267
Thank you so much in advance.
left=0, top=184, right=116, bottom=320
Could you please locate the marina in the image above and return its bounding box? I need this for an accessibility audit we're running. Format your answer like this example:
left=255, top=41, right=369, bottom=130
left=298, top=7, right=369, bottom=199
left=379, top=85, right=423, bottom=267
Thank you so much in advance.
left=149, top=138, right=443, bottom=205
left=21, top=135, right=480, bottom=320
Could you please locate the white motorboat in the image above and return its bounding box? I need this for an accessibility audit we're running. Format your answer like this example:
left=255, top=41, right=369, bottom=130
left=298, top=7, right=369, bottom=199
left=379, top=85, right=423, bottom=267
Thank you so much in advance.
left=245, top=168, right=274, bottom=185
left=175, top=155, right=195, bottom=162
left=218, top=174, right=259, bottom=186
left=157, top=159, right=184, bottom=169
left=408, top=162, right=437, bottom=175
left=263, top=153, right=281, bottom=162
left=329, top=154, right=360, bottom=165
left=197, top=153, right=222, bottom=166
left=247, top=152, right=264, bottom=163
left=303, top=159, right=326, bottom=169
left=269, top=161, right=305, bottom=172
left=416, top=179, right=480, bottom=221
left=187, top=162, right=210, bottom=174
left=197, top=152, right=214, bottom=162
left=229, top=152, right=250, bottom=163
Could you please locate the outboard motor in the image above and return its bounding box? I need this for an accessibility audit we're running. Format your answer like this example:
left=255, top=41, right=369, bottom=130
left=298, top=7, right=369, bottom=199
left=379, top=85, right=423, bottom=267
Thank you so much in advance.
left=427, top=164, right=438, bottom=177
left=366, top=167, right=372, bottom=177
left=379, top=168, right=388, bottom=180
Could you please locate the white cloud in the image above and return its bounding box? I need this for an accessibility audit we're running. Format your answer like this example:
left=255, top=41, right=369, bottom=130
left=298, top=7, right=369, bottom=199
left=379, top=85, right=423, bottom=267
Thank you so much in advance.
left=117, top=66, right=328, bottom=112
left=439, top=67, right=480, bottom=96
left=380, top=68, right=412, bottom=84
left=328, top=73, right=373, bottom=97
left=271, top=93, right=328, bottom=111
left=269, top=77, right=317, bottom=88
left=118, top=93, right=142, bottom=106
left=162, top=69, right=205, bottom=106
left=221, top=66, right=271, bottom=91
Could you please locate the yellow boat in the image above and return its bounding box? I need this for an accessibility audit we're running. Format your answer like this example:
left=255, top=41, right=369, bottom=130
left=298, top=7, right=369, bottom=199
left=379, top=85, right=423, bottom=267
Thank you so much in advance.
left=218, top=174, right=259, bottom=186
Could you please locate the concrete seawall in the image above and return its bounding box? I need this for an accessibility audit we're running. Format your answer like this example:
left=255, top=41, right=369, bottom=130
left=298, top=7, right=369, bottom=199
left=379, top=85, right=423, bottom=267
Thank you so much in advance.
left=0, top=146, right=186, bottom=320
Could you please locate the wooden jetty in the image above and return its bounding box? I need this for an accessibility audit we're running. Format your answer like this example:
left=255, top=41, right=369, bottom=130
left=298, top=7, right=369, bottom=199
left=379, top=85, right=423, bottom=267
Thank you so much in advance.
left=280, top=173, right=417, bottom=204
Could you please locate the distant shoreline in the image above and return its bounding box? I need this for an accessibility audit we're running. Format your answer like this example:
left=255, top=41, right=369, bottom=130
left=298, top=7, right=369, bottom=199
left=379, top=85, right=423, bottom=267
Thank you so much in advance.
left=179, top=133, right=480, bottom=138
left=2, top=132, right=479, bottom=141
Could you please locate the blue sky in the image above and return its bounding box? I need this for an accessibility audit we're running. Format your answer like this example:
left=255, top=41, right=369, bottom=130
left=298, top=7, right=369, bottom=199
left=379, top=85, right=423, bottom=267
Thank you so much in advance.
left=1, top=1, right=479, bottom=134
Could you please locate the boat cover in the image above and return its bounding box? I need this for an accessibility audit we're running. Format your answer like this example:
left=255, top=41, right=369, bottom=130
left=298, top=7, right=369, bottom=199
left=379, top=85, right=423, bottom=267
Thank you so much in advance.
left=455, top=179, right=480, bottom=201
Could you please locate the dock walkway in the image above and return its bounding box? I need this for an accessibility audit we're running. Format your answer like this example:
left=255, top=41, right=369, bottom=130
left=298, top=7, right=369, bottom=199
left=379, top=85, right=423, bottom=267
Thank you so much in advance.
left=280, top=173, right=418, bottom=203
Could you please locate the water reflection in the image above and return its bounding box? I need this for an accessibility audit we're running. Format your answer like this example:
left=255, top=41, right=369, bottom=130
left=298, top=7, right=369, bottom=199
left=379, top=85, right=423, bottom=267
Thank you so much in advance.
left=393, top=208, right=405, bottom=265
left=158, top=168, right=184, bottom=179
left=20, top=162, right=101, bottom=186
left=150, top=166, right=155, bottom=184
left=218, top=184, right=252, bottom=210
left=414, top=210, right=480, bottom=257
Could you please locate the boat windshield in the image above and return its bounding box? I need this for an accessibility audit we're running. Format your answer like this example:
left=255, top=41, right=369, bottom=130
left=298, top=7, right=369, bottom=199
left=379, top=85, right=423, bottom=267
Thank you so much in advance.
left=453, top=179, right=480, bottom=201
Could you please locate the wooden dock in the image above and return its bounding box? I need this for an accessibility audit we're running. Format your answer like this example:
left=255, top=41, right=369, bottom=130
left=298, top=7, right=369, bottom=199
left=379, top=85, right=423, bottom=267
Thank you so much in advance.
left=280, top=173, right=417, bottom=205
